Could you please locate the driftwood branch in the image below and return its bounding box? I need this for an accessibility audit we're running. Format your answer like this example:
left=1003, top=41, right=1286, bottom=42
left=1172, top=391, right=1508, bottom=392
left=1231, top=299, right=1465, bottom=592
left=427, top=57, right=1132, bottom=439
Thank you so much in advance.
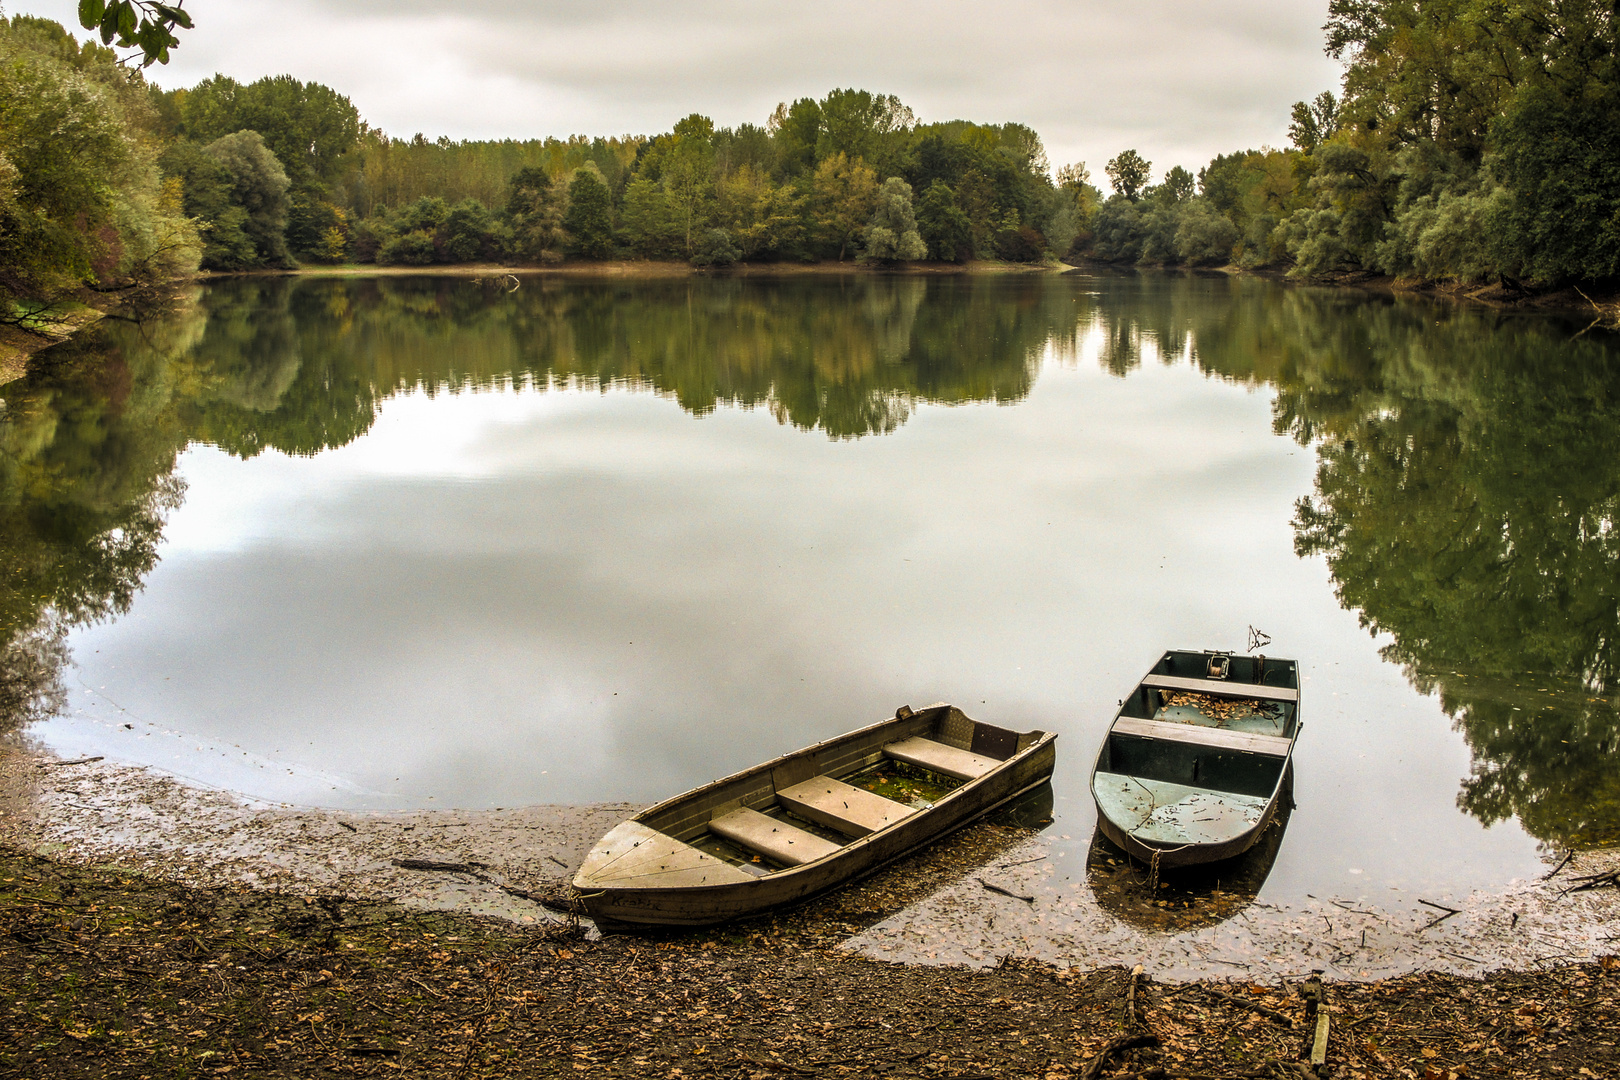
left=1126, top=964, right=1145, bottom=1029
left=392, top=858, right=486, bottom=873
left=1198, top=986, right=1294, bottom=1028
left=1563, top=869, right=1620, bottom=894
left=390, top=858, right=574, bottom=913
left=1418, top=898, right=1461, bottom=930
left=1081, top=1034, right=1159, bottom=1080
left=978, top=878, right=1035, bottom=903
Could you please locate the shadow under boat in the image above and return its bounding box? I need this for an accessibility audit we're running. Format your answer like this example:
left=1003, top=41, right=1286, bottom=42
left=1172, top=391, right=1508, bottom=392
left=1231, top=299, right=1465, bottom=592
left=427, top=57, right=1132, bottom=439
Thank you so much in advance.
left=1085, top=765, right=1295, bottom=932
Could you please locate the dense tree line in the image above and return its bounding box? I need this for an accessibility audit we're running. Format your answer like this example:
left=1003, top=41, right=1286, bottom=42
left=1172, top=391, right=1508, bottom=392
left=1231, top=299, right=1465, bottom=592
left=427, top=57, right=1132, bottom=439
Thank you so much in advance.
left=4, top=2, right=1617, bottom=328
left=1085, top=0, right=1620, bottom=286
left=145, top=84, right=1080, bottom=272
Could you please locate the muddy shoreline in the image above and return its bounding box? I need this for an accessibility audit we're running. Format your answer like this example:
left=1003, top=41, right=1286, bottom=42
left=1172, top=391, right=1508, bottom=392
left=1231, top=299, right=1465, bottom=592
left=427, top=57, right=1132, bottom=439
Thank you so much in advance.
left=5, top=743, right=1615, bottom=980
left=2, top=842, right=1616, bottom=1079
left=1, top=742, right=1617, bottom=1076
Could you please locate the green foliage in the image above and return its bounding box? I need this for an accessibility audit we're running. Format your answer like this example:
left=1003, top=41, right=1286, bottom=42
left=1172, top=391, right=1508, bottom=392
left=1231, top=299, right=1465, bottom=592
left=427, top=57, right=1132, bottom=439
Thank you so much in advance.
left=563, top=166, right=614, bottom=259
left=1037, top=184, right=1087, bottom=260
left=76, top=0, right=191, bottom=67
left=0, top=47, right=128, bottom=300
left=378, top=229, right=436, bottom=266
left=504, top=167, right=565, bottom=263
left=1137, top=202, right=1182, bottom=265
left=690, top=228, right=740, bottom=267
left=993, top=224, right=1046, bottom=263
left=1158, top=166, right=1195, bottom=203
left=1105, top=150, right=1151, bottom=201
left=1492, top=79, right=1620, bottom=282
left=1173, top=199, right=1239, bottom=266
left=915, top=181, right=972, bottom=262
left=769, top=98, right=821, bottom=175
left=1090, top=196, right=1144, bottom=262
left=816, top=89, right=914, bottom=176
left=441, top=199, right=501, bottom=262
left=714, top=165, right=803, bottom=260
left=811, top=152, right=878, bottom=260
left=1288, top=92, right=1339, bottom=155
left=862, top=178, right=926, bottom=262
left=1298, top=0, right=1620, bottom=283
left=0, top=18, right=197, bottom=319
left=162, top=139, right=253, bottom=269
left=286, top=194, right=348, bottom=262
left=172, top=74, right=359, bottom=188
left=661, top=116, right=717, bottom=256
left=619, top=176, right=682, bottom=260
left=346, top=132, right=640, bottom=220
left=199, top=131, right=292, bottom=269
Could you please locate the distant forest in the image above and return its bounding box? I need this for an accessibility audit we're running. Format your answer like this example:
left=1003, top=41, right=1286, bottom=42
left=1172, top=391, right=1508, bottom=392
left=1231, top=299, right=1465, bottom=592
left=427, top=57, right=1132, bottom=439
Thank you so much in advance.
left=1, top=1, right=1618, bottom=325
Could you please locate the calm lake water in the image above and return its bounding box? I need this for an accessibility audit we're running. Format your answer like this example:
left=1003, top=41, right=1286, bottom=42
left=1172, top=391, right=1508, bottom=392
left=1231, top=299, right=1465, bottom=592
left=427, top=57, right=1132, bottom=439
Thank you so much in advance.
left=6, top=271, right=1618, bottom=905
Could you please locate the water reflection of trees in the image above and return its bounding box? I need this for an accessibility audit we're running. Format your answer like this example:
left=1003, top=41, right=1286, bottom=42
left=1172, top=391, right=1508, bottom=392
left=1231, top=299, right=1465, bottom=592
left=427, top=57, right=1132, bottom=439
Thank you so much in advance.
left=0, top=312, right=196, bottom=735
left=1267, top=299, right=1620, bottom=849
left=4, top=272, right=1618, bottom=850
left=0, top=274, right=1080, bottom=729
left=1071, top=272, right=1620, bottom=849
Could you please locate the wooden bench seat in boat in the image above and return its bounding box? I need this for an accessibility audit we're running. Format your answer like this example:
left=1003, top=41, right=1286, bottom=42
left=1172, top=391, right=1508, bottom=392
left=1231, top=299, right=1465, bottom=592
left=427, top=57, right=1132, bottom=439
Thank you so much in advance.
left=883, top=736, right=999, bottom=781
left=708, top=807, right=842, bottom=866
left=1113, top=716, right=1292, bottom=757
left=777, top=776, right=916, bottom=837
left=1141, top=673, right=1299, bottom=704
left=575, top=821, right=755, bottom=890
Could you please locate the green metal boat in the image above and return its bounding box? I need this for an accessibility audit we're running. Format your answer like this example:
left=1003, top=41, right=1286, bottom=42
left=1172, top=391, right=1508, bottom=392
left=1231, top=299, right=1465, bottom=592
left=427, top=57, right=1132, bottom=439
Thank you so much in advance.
left=1090, top=649, right=1300, bottom=868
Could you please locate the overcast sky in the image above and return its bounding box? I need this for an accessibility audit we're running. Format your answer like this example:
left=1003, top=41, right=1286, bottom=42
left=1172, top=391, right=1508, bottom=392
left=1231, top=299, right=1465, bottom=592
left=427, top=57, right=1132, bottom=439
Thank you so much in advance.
left=27, top=0, right=1344, bottom=180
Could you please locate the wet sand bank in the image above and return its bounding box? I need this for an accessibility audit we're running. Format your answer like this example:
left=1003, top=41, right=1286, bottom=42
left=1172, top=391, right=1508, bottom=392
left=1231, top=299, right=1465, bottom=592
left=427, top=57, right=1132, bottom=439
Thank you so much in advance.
left=4, top=744, right=1613, bottom=985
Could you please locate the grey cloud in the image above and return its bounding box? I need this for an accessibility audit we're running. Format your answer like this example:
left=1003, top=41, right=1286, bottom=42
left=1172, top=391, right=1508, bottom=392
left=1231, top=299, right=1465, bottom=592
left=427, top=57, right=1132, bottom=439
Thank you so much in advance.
left=30, top=0, right=1342, bottom=175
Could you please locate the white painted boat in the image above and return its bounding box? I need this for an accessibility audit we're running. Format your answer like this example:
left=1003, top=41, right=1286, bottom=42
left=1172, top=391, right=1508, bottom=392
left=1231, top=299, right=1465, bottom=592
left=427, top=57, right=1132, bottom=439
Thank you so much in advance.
left=572, top=704, right=1058, bottom=927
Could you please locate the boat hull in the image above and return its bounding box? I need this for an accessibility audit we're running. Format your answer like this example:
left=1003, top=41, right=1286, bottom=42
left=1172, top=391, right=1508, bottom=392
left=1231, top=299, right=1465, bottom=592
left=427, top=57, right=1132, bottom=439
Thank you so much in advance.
left=1090, top=649, right=1300, bottom=871
left=577, top=715, right=1057, bottom=928
left=1093, top=776, right=1284, bottom=868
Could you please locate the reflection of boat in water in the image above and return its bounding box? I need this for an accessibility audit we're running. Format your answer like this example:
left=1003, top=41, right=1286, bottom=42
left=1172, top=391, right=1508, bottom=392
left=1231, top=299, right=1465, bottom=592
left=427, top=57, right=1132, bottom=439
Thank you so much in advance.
left=1091, top=649, right=1300, bottom=868
left=991, top=779, right=1055, bottom=829
left=573, top=704, right=1057, bottom=927
left=1086, top=774, right=1293, bottom=931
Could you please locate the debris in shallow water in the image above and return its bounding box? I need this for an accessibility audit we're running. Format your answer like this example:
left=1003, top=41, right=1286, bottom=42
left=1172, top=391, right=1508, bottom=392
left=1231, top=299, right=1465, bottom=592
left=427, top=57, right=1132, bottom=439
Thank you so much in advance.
left=1564, top=869, right=1620, bottom=893
left=978, top=878, right=1035, bottom=904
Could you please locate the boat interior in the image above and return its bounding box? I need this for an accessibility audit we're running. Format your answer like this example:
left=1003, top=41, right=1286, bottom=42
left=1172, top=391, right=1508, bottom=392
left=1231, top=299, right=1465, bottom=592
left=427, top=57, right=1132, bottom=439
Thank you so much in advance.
left=582, top=706, right=1042, bottom=886
left=1092, top=651, right=1297, bottom=847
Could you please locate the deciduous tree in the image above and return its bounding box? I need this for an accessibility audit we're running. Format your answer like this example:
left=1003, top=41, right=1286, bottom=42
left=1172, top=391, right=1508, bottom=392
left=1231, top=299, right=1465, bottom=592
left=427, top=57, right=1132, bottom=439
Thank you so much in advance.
left=201, top=130, right=292, bottom=268
left=811, top=152, right=878, bottom=260
left=563, top=165, right=614, bottom=259
left=505, top=166, right=565, bottom=262
left=915, top=181, right=972, bottom=262
left=1105, top=150, right=1151, bottom=201
left=862, top=177, right=926, bottom=262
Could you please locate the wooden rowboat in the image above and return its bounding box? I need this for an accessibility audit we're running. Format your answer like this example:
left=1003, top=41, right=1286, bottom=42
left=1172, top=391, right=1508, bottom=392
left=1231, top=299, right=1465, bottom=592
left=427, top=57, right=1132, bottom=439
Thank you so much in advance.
left=572, top=704, right=1057, bottom=927
left=1090, top=650, right=1299, bottom=869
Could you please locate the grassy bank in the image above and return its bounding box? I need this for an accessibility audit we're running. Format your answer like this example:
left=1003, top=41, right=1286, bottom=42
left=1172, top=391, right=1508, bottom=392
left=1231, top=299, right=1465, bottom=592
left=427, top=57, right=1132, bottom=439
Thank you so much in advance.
left=1, top=847, right=1614, bottom=1079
